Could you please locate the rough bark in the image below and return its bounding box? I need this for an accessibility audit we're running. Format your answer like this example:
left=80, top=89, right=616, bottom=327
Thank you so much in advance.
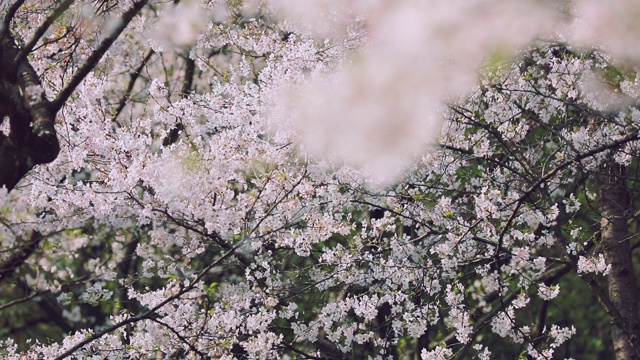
left=0, top=34, right=59, bottom=191
left=598, top=161, right=640, bottom=360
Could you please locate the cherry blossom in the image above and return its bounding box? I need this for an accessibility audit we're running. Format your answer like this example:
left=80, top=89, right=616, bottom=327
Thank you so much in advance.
left=2, top=1, right=640, bottom=359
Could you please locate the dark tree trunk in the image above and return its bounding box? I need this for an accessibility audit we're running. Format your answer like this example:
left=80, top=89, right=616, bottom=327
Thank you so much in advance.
left=0, top=35, right=59, bottom=191
left=598, top=161, right=640, bottom=360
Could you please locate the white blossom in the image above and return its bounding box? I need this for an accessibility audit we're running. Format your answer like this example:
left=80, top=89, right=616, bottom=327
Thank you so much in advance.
left=577, top=254, right=611, bottom=275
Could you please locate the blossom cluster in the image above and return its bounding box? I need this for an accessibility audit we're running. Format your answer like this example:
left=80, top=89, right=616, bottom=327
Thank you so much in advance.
left=2, top=0, right=640, bottom=359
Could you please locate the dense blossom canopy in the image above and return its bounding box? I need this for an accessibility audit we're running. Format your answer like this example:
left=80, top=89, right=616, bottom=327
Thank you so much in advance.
left=1, top=1, right=640, bottom=359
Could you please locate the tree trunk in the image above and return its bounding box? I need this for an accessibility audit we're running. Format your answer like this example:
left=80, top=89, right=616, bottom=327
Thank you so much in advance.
left=0, top=35, right=59, bottom=191
left=598, top=161, right=640, bottom=360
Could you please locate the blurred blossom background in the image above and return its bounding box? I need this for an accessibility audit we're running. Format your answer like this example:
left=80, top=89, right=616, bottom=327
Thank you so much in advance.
left=267, top=0, right=640, bottom=185
left=149, top=0, right=213, bottom=50
left=268, top=0, right=560, bottom=185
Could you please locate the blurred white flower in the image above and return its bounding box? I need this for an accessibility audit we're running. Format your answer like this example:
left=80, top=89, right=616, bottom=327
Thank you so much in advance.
left=571, top=0, right=640, bottom=64
left=150, top=0, right=211, bottom=50
left=272, top=0, right=560, bottom=186
left=268, top=0, right=371, bottom=38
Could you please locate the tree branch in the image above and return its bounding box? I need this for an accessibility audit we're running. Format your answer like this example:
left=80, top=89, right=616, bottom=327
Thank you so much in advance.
left=50, top=0, right=148, bottom=113
left=112, top=48, right=155, bottom=122
left=495, top=131, right=640, bottom=269
left=580, top=273, right=640, bottom=358
left=12, top=0, right=76, bottom=68
left=52, top=243, right=242, bottom=360
left=1, top=0, right=26, bottom=36
left=0, top=231, right=43, bottom=283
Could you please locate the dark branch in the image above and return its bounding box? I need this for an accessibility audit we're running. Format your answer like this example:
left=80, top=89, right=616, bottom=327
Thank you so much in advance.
left=52, top=243, right=242, bottom=360
left=51, top=0, right=149, bottom=113
left=112, top=48, right=155, bottom=121
left=0, top=231, right=43, bottom=283
left=13, top=0, right=76, bottom=68
left=1, top=0, right=26, bottom=36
